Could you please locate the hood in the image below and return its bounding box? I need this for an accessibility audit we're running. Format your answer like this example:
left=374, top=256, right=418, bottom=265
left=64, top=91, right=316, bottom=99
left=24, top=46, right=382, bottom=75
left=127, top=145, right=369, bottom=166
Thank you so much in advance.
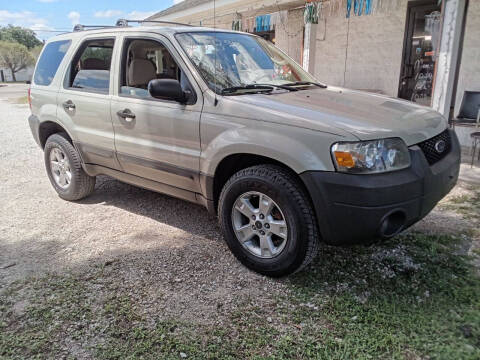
left=225, top=86, right=447, bottom=146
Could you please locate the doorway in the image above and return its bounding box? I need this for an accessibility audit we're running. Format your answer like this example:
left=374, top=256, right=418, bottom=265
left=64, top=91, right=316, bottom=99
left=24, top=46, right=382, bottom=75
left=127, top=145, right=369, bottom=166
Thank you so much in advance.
left=399, top=1, right=442, bottom=106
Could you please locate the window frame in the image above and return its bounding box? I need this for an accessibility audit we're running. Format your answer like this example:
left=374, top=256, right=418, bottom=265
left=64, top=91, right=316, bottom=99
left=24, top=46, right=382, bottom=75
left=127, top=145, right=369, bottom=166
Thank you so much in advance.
left=118, top=35, right=197, bottom=105
left=62, top=36, right=116, bottom=95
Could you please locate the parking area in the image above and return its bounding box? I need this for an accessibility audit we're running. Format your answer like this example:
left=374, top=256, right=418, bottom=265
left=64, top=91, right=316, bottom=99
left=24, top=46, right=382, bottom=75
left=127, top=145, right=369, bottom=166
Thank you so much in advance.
left=1, top=84, right=479, bottom=359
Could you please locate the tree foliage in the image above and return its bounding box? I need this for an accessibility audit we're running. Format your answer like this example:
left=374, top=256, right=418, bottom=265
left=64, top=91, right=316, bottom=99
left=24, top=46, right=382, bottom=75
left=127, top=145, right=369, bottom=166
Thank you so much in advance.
left=0, top=41, right=34, bottom=81
left=0, top=25, right=42, bottom=49
left=30, top=45, right=44, bottom=61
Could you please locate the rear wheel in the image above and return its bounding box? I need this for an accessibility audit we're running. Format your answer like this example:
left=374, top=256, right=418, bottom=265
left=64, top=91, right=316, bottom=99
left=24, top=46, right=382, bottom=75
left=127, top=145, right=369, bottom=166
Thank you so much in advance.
left=219, top=165, right=319, bottom=277
left=44, top=133, right=95, bottom=201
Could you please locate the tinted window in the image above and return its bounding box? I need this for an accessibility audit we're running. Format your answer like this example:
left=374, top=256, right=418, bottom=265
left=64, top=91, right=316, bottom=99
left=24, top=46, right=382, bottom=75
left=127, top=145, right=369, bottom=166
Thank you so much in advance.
left=67, top=39, right=114, bottom=93
left=33, top=40, right=71, bottom=86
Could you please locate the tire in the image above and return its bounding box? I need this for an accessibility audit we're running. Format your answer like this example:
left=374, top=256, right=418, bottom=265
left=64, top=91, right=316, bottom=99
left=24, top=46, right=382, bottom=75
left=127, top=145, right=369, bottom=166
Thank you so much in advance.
left=44, top=133, right=96, bottom=201
left=218, top=165, right=319, bottom=277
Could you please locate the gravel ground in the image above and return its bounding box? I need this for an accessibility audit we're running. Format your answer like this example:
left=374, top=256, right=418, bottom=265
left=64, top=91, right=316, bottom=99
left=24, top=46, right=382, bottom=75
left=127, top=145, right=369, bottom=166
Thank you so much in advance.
left=0, top=86, right=479, bottom=328
left=0, top=94, right=287, bottom=326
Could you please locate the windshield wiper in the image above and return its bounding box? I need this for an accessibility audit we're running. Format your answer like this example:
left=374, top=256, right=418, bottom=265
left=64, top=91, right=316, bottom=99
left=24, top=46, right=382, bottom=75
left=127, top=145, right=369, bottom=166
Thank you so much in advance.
left=221, top=83, right=298, bottom=95
left=283, top=81, right=327, bottom=89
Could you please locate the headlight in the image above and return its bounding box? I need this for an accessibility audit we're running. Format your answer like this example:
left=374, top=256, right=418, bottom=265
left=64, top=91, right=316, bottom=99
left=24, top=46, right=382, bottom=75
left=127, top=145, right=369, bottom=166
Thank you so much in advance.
left=331, top=138, right=411, bottom=174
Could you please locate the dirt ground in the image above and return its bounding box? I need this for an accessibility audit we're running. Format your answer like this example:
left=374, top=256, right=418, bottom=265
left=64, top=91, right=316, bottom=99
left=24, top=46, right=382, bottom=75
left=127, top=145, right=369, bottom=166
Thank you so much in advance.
left=1, top=84, right=479, bottom=358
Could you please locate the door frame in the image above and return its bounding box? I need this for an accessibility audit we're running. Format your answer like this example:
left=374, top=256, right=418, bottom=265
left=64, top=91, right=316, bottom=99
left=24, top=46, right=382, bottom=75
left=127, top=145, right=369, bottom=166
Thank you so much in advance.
left=398, top=0, right=441, bottom=99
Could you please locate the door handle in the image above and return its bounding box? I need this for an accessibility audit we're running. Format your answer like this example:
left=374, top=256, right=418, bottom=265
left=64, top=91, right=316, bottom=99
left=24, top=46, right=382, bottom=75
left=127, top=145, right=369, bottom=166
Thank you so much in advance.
left=62, top=100, right=75, bottom=111
left=117, top=109, right=136, bottom=122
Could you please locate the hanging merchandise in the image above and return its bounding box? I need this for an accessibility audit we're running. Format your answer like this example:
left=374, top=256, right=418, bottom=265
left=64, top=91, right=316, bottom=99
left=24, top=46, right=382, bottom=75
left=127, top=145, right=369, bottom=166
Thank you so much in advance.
left=347, top=0, right=374, bottom=17
left=255, top=16, right=261, bottom=32
left=365, top=0, right=372, bottom=15
left=346, top=0, right=353, bottom=18
left=355, top=0, right=364, bottom=16
left=232, top=13, right=242, bottom=31
left=232, top=20, right=241, bottom=31
left=265, top=14, right=271, bottom=31
left=270, top=12, right=280, bottom=30
left=304, top=1, right=320, bottom=24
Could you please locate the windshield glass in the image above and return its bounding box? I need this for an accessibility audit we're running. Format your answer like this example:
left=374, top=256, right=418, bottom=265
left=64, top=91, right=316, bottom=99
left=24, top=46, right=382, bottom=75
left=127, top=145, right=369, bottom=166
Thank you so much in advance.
left=176, top=32, right=317, bottom=93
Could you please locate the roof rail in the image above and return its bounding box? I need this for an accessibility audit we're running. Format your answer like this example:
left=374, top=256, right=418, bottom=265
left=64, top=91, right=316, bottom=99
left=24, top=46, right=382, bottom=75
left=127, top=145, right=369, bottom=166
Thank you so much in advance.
left=115, top=19, right=194, bottom=27
left=72, top=19, right=194, bottom=33
left=73, top=24, right=117, bottom=32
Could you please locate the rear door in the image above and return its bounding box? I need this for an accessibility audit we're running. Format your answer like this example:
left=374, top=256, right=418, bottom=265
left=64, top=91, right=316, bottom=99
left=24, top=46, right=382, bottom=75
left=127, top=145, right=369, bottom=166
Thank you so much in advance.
left=110, top=32, right=203, bottom=193
left=56, top=35, right=120, bottom=169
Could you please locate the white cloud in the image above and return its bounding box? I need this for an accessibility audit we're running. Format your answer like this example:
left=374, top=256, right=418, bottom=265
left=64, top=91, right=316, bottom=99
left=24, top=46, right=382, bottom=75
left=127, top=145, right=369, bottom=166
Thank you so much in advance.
left=0, top=10, right=47, bottom=25
left=0, top=10, right=55, bottom=41
left=94, top=10, right=123, bottom=18
left=127, top=11, right=156, bottom=20
left=68, top=11, right=80, bottom=26
left=173, top=0, right=185, bottom=4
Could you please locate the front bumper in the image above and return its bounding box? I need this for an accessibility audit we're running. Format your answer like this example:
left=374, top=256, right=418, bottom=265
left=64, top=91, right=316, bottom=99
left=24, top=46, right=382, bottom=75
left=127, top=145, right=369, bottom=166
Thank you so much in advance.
left=300, top=129, right=461, bottom=245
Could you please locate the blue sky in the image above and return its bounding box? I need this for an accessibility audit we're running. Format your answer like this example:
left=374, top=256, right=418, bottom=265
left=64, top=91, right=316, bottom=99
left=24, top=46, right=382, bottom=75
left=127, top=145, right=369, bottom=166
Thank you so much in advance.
left=0, top=0, right=183, bottom=41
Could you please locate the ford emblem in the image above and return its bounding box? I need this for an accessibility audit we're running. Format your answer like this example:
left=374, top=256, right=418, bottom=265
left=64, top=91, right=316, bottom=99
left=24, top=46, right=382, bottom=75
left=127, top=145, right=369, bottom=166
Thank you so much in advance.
left=434, top=140, right=446, bottom=153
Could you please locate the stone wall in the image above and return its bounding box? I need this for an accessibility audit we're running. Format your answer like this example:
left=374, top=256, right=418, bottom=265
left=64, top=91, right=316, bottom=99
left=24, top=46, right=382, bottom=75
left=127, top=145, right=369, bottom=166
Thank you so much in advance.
left=275, top=9, right=305, bottom=64
left=313, top=3, right=408, bottom=96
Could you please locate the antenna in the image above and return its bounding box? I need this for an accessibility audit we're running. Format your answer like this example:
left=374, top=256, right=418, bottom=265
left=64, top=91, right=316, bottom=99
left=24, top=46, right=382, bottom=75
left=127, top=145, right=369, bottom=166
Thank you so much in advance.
left=213, top=0, right=218, bottom=106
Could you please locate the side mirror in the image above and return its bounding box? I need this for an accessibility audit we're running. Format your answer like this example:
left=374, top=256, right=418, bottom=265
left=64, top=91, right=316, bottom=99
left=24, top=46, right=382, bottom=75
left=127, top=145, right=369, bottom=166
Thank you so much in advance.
left=25, top=80, right=31, bottom=85
left=148, top=79, right=187, bottom=103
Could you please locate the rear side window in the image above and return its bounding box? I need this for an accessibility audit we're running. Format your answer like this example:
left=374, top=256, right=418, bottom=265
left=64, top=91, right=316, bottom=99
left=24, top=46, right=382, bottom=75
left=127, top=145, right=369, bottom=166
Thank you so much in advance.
left=66, top=38, right=114, bottom=94
left=33, top=40, right=71, bottom=86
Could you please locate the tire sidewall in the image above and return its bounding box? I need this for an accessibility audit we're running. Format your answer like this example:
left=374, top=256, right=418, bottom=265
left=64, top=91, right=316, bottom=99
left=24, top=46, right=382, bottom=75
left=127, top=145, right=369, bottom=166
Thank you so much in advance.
left=220, top=174, right=310, bottom=276
left=44, top=135, right=79, bottom=200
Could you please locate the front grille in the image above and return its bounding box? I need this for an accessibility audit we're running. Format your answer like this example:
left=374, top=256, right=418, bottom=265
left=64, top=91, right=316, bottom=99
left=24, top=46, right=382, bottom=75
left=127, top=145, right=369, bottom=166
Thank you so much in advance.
left=417, top=129, right=451, bottom=165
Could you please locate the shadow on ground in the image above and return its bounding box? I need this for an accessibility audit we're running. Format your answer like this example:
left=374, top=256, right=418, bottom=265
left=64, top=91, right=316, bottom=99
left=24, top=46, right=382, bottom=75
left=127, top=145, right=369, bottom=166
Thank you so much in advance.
left=78, top=175, right=219, bottom=241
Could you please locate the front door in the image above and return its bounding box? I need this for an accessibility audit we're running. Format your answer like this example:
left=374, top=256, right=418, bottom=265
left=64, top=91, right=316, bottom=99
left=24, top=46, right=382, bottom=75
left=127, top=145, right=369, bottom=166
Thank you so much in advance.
left=110, top=34, right=202, bottom=193
left=399, top=1, right=441, bottom=106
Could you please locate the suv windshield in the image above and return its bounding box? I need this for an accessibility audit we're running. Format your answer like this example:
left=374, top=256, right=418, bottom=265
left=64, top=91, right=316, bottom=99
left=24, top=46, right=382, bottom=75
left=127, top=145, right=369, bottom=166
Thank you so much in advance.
left=176, top=32, right=318, bottom=94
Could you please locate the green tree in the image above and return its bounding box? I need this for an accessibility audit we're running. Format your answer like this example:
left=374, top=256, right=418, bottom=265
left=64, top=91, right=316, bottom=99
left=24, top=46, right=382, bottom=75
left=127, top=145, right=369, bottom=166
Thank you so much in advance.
left=0, top=41, right=34, bottom=81
left=30, top=44, right=44, bottom=61
left=0, top=25, right=42, bottom=49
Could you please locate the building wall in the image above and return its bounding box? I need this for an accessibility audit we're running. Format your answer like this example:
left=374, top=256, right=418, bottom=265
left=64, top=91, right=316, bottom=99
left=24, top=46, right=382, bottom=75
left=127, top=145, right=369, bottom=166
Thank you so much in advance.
left=275, top=9, right=304, bottom=64
left=454, top=0, right=480, bottom=116
left=313, top=3, right=408, bottom=96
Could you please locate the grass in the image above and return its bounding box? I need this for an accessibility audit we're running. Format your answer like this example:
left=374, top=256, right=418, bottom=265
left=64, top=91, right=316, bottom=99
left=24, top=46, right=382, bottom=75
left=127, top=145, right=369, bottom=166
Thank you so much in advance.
left=1, top=232, right=479, bottom=359
left=441, top=187, right=480, bottom=221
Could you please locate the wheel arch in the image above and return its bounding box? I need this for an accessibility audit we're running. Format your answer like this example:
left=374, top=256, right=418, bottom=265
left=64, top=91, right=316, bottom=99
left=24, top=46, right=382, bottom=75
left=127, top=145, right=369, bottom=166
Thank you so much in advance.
left=39, top=121, right=74, bottom=148
left=205, top=153, right=314, bottom=214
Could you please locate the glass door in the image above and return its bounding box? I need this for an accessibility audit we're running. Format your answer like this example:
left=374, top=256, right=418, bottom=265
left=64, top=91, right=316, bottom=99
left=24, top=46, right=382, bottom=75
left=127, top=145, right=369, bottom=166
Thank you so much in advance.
left=399, top=1, right=441, bottom=106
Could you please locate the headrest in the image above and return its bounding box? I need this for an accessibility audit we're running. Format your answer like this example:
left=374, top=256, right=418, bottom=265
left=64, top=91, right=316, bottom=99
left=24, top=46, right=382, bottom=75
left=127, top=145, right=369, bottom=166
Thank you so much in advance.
left=128, top=59, right=156, bottom=87
left=82, top=58, right=108, bottom=70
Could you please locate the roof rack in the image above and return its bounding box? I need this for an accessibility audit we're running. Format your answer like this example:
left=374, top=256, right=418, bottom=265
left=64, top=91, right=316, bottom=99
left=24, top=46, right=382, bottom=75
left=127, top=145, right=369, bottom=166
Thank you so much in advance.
left=115, top=19, right=194, bottom=27
left=73, top=24, right=117, bottom=32
left=72, top=19, right=194, bottom=33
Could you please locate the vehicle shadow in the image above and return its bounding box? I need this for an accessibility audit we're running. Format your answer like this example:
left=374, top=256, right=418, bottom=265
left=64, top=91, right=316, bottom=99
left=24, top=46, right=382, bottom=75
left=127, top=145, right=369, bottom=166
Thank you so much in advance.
left=77, top=175, right=220, bottom=242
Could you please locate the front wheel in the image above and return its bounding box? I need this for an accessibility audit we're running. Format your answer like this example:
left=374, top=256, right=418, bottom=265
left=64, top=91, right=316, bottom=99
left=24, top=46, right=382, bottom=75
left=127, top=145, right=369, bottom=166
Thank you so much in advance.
left=218, top=165, right=319, bottom=277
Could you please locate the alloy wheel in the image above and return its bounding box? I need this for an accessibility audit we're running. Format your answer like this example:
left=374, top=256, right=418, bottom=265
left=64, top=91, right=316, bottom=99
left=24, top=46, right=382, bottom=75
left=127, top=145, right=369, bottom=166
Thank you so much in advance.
left=231, top=191, right=288, bottom=258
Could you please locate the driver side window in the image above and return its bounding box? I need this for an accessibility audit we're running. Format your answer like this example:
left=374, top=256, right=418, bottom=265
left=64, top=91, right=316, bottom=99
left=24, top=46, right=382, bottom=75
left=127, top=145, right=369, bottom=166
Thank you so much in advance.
left=120, top=38, right=182, bottom=98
